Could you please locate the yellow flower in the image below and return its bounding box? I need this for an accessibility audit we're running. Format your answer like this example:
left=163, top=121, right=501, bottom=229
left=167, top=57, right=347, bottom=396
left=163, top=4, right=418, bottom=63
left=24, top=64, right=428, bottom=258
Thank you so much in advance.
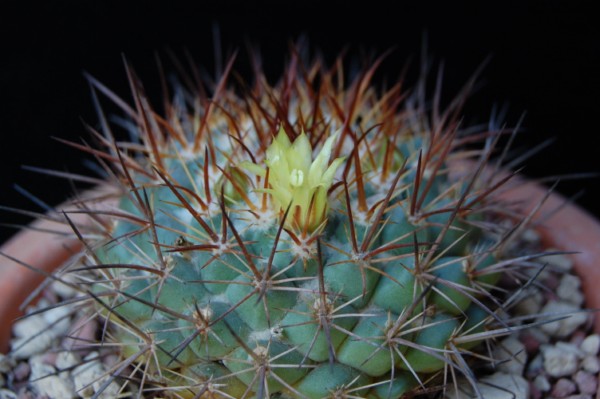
left=240, top=127, right=344, bottom=233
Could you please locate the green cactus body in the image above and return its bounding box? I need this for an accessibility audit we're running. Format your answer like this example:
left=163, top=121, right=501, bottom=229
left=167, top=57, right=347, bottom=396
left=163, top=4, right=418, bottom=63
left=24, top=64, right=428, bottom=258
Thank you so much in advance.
left=76, top=51, right=514, bottom=398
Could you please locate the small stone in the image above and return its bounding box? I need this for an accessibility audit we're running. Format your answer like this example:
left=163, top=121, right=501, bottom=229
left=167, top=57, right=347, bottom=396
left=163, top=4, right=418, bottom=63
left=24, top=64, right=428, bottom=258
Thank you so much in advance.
left=0, top=354, right=14, bottom=373
left=539, top=301, right=588, bottom=338
left=445, top=373, right=529, bottom=399
left=0, top=389, right=17, bottom=399
left=581, top=355, right=600, bottom=373
left=570, top=330, right=587, bottom=346
left=55, top=352, right=80, bottom=372
left=10, top=305, right=74, bottom=360
left=573, top=370, right=597, bottom=394
left=555, top=342, right=586, bottom=359
left=10, top=334, right=54, bottom=360
left=551, top=378, right=577, bottom=398
left=538, top=250, right=573, bottom=272
left=479, top=372, right=529, bottom=399
left=29, top=357, right=75, bottom=399
left=40, top=305, right=72, bottom=337
left=556, top=274, right=584, bottom=306
left=50, top=273, right=79, bottom=298
left=530, top=383, right=542, bottom=399
left=521, top=228, right=541, bottom=244
left=12, top=314, right=47, bottom=339
left=533, top=374, right=550, bottom=392
left=580, top=334, right=600, bottom=355
left=12, top=362, right=30, bottom=381
left=72, top=352, right=121, bottom=399
left=526, top=353, right=544, bottom=377
left=494, top=336, right=527, bottom=375
left=542, top=345, right=579, bottom=377
left=514, top=287, right=543, bottom=316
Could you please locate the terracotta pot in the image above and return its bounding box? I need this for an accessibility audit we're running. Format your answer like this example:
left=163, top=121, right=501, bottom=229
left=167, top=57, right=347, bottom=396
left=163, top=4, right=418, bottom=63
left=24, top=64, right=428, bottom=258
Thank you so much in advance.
left=1, top=179, right=599, bottom=353
left=0, top=187, right=117, bottom=353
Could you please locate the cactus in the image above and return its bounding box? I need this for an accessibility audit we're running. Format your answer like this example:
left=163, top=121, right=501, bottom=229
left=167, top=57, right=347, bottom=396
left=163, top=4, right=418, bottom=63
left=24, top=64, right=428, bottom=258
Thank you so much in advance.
left=49, top=48, right=535, bottom=398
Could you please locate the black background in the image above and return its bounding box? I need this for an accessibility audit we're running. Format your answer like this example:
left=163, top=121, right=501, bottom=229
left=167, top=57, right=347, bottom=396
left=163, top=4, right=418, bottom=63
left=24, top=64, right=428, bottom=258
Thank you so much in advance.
left=1, top=1, right=599, bottom=244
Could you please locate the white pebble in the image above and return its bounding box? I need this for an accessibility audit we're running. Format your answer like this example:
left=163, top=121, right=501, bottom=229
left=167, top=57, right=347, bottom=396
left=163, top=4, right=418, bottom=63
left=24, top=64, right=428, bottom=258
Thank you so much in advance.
left=41, top=305, right=73, bottom=337
left=555, top=342, right=586, bottom=359
left=494, top=336, right=527, bottom=375
left=580, top=334, right=600, bottom=355
left=72, top=352, right=121, bottom=398
left=479, top=372, right=529, bottom=399
left=557, top=274, right=584, bottom=306
left=527, top=353, right=544, bottom=375
left=444, top=373, right=529, bottom=399
left=542, top=345, right=579, bottom=377
left=581, top=355, right=600, bottom=373
left=538, top=250, right=573, bottom=272
left=539, top=301, right=587, bottom=338
left=10, top=305, right=74, bottom=359
left=29, top=357, right=76, bottom=398
left=521, top=228, right=541, bottom=244
left=50, top=273, right=80, bottom=298
left=12, top=313, right=47, bottom=339
left=10, top=333, right=54, bottom=359
left=0, top=389, right=17, bottom=399
left=56, top=352, right=81, bottom=378
left=533, top=374, right=551, bottom=392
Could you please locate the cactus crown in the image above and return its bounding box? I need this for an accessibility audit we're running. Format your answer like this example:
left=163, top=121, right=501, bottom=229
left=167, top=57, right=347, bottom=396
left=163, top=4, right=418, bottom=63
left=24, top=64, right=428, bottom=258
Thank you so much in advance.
left=35, top=47, right=540, bottom=398
left=240, top=127, right=344, bottom=233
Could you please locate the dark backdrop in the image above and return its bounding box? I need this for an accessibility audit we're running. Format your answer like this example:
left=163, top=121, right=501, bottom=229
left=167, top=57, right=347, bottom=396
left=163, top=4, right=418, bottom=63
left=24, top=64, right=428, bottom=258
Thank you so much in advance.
left=1, top=1, right=599, bottom=243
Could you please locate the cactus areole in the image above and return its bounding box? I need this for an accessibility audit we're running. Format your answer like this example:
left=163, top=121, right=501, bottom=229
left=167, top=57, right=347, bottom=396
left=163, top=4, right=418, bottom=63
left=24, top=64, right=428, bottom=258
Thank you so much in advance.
left=61, top=49, right=528, bottom=398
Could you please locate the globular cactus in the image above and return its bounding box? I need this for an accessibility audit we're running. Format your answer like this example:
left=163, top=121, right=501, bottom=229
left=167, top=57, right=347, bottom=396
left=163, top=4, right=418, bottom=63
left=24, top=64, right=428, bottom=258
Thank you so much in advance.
left=62, top=49, right=526, bottom=398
